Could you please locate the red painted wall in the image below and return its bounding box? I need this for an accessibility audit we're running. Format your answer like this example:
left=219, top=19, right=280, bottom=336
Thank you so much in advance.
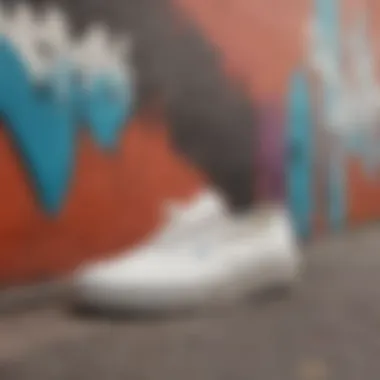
left=1, top=0, right=380, bottom=286
left=0, top=115, right=204, bottom=285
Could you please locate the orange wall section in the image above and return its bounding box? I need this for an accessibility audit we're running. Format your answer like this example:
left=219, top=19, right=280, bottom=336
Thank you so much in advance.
left=2, top=0, right=380, bottom=286
left=175, top=0, right=310, bottom=100
left=347, top=157, right=380, bottom=225
left=0, top=115, right=204, bottom=286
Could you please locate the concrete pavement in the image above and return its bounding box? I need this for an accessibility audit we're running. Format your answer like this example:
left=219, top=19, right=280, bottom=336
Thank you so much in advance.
left=1, top=225, right=380, bottom=379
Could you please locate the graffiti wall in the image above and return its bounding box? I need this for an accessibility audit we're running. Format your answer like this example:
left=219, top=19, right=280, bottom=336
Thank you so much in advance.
left=288, top=0, right=380, bottom=236
left=177, top=0, right=380, bottom=238
left=0, top=0, right=378, bottom=286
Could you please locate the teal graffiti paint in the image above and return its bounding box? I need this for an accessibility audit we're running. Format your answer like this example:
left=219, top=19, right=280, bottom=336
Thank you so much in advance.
left=0, top=38, right=132, bottom=214
left=315, top=0, right=340, bottom=49
left=79, top=76, right=132, bottom=150
left=314, top=0, right=346, bottom=229
left=287, top=70, right=313, bottom=238
left=0, top=40, right=77, bottom=213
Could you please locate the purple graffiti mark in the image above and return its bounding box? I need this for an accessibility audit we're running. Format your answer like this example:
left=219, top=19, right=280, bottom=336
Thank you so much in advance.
left=255, top=104, right=286, bottom=202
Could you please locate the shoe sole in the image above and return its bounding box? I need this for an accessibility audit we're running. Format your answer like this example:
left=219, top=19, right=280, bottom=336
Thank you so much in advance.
left=72, top=247, right=302, bottom=317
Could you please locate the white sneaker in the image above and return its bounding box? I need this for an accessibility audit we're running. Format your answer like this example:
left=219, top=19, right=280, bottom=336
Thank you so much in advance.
left=72, top=191, right=301, bottom=313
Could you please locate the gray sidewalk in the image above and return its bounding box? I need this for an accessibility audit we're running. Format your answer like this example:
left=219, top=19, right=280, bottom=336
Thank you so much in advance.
left=1, top=225, right=380, bottom=380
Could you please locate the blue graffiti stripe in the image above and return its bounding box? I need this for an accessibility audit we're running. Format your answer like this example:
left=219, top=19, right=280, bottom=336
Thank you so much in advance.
left=79, top=76, right=132, bottom=150
left=315, top=0, right=341, bottom=139
left=314, top=0, right=347, bottom=230
left=0, top=40, right=77, bottom=213
left=315, top=0, right=340, bottom=50
left=287, top=70, right=313, bottom=238
left=0, top=39, right=132, bottom=214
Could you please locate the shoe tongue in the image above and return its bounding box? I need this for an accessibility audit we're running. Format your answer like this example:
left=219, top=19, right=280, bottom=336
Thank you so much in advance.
left=163, top=191, right=224, bottom=223
left=148, top=192, right=223, bottom=248
left=184, top=192, right=225, bottom=219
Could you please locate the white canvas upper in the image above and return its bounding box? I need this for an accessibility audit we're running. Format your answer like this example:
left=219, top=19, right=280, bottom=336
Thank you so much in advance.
left=73, top=190, right=301, bottom=312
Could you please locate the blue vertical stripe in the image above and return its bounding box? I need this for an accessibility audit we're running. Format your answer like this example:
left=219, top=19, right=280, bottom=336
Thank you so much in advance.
left=287, top=70, right=313, bottom=238
left=0, top=38, right=133, bottom=214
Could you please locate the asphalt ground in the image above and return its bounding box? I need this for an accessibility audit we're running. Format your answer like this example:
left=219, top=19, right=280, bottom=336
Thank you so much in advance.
left=0, top=225, right=380, bottom=380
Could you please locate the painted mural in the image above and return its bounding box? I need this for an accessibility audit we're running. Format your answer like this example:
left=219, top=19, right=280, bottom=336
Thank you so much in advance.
left=0, top=4, right=134, bottom=213
left=288, top=0, right=380, bottom=236
left=176, top=0, right=380, bottom=238
left=0, top=0, right=255, bottom=285
left=0, top=0, right=380, bottom=285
